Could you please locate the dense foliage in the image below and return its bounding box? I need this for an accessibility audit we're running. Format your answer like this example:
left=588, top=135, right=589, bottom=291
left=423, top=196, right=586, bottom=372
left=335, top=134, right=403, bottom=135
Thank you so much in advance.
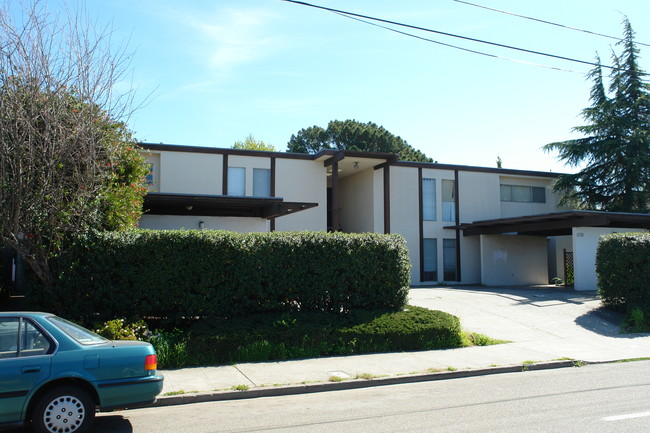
left=544, top=19, right=650, bottom=212
left=0, top=2, right=146, bottom=286
left=96, top=307, right=466, bottom=368
left=597, top=233, right=650, bottom=312
left=32, top=230, right=411, bottom=325
left=232, top=134, right=276, bottom=151
left=597, top=232, right=650, bottom=332
left=287, top=119, right=434, bottom=163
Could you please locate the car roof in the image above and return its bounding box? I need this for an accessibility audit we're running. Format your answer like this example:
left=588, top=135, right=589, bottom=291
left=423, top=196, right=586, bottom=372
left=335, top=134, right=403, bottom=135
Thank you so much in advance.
left=0, top=312, right=53, bottom=317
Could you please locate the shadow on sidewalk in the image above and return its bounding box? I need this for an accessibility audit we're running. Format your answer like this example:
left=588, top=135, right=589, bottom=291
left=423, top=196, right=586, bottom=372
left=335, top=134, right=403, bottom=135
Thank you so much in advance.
left=573, top=306, right=634, bottom=337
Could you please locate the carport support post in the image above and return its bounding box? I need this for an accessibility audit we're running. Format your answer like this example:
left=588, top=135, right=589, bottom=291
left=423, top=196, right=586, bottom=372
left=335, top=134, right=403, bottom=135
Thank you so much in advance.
left=331, top=161, right=340, bottom=231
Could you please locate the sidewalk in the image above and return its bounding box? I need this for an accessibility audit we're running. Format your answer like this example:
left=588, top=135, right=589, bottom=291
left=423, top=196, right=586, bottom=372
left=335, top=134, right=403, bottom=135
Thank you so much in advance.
left=154, top=286, right=650, bottom=406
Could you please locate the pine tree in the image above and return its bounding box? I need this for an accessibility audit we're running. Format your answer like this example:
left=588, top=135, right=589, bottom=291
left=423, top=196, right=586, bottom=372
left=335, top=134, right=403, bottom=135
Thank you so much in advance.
left=544, top=18, right=650, bottom=212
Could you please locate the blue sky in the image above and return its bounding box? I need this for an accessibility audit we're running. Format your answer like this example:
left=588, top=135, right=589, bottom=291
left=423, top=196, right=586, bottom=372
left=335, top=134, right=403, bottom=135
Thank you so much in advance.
left=77, top=1, right=650, bottom=172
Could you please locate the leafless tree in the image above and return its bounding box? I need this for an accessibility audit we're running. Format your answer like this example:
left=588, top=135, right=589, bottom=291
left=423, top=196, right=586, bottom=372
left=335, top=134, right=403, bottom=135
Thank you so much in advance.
left=0, top=0, right=138, bottom=286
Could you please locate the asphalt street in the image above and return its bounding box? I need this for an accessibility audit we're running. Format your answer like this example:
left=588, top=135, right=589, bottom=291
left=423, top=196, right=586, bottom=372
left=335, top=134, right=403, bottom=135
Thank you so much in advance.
left=91, top=360, right=650, bottom=433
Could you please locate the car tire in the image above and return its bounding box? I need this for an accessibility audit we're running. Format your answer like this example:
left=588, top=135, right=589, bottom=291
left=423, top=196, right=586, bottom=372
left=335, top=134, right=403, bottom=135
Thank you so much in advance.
left=32, top=386, right=95, bottom=433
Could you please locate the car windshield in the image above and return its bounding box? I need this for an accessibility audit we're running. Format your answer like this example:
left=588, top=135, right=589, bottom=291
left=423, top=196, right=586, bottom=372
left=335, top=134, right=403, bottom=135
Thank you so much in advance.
left=48, top=316, right=109, bottom=345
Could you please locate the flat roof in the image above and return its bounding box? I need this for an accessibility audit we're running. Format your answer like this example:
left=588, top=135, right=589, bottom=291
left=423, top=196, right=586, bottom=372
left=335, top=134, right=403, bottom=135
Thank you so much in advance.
left=451, top=211, right=650, bottom=237
left=143, top=193, right=318, bottom=219
left=138, top=143, right=564, bottom=178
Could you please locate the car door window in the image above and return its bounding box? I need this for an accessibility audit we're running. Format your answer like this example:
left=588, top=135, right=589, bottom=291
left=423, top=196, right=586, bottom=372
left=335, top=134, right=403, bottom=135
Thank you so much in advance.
left=0, top=318, right=19, bottom=359
left=21, top=320, right=51, bottom=357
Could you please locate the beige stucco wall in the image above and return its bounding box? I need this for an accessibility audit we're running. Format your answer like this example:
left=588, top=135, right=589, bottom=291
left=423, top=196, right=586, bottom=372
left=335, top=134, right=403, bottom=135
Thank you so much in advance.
left=340, top=168, right=375, bottom=233
left=157, top=151, right=223, bottom=195
left=388, top=166, right=420, bottom=283
left=573, top=227, right=648, bottom=291
left=499, top=175, right=560, bottom=218
left=458, top=171, right=501, bottom=222
left=274, top=158, right=327, bottom=232
left=480, top=234, right=549, bottom=286
left=138, top=214, right=268, bottom=232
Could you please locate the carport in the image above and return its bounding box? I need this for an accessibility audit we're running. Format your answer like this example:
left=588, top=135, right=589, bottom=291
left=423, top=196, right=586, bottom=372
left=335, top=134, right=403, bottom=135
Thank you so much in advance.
left=451, top=211, right=650, bottom=290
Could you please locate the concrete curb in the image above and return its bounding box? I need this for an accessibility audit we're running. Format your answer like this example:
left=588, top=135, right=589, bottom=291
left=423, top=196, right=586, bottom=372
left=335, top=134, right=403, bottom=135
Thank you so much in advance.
left=150, top=360, right=581, bottom=408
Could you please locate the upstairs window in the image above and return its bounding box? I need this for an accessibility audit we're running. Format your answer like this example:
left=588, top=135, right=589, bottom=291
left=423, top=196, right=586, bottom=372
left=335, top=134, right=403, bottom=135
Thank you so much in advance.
left=442, top=180, right=455, bottom=222
left=422, top=178, right=436, bottom=221
left=253, top=168, right=271, bottom=197
left=227, top=167, right=246, bottom=196
left=500, top=185, right=546, bottom=203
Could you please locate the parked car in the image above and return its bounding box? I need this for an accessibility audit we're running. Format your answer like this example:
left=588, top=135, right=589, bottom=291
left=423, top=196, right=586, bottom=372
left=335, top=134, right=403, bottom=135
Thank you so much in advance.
left=0, top=312, right=163, bottom=433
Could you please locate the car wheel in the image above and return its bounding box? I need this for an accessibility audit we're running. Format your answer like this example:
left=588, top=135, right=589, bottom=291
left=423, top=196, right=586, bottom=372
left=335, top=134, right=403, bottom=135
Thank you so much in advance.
left=32, top=386, right=95, bottom=433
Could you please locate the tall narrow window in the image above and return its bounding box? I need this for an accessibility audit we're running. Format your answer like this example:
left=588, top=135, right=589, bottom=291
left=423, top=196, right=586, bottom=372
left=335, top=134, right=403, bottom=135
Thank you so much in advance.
left=227, top=167, right=245, bottom=196
left=423, top=238, right=438, bottom=282
left=442, top=180, right=455, bottom=222
left=253, top=168, right=271, bottom=197
left=443, top=239, right=457, bottom=281
left=422, top=178, right=436, bottom=221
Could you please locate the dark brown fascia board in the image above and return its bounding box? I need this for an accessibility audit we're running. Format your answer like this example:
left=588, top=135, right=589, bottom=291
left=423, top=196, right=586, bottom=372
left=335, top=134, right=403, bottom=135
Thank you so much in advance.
left=392, top=161, right=565, bottom=178
left=139, top=142, right=562, bottom=178
left=323, top=150, right=346, bottom=167
left=458, top=210, right=650, bottom=236
left=138, top=142, right=314, bottom=160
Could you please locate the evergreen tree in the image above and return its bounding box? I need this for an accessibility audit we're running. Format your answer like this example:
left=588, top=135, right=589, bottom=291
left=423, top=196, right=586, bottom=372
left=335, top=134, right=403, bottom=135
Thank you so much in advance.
left=287, top=119, right=434, bottom=163
left=544, top=18, right=650, bottom=212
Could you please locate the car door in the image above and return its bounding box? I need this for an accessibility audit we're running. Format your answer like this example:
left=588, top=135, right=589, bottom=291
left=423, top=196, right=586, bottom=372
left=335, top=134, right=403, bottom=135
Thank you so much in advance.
left=0, top=317, right=53, bottom=424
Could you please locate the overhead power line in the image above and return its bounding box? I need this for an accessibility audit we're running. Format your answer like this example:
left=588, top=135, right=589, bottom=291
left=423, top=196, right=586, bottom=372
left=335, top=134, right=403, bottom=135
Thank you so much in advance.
left=452, top=0, right=650, bottom=48
left=281, top=0, right=640, bottom=75
left=335, top=12, right=584, bottom=74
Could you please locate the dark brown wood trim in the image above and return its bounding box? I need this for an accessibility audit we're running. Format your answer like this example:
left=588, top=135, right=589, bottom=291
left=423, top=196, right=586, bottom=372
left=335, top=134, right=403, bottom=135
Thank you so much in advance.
left=331, top=162, right=340, bottom=231
left=454, top=170, right=461, bottom=282
left=270, top=157, right=276, bottom=231
left=140, top=142, right=314, bottom=160
left=391, top=161, right=563, bottom=178
left=222, top=154, right=228, bottom=195
left=324, top=150, right=346, bottom=167
left=383, top=165, right=390, bottom=234
left=418, top=168, right=424, bottom=283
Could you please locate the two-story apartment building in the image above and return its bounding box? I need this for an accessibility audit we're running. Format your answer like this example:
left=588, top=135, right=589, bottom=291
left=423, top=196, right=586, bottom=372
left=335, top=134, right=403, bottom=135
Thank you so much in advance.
left=138, top=143, right=650, bottom=291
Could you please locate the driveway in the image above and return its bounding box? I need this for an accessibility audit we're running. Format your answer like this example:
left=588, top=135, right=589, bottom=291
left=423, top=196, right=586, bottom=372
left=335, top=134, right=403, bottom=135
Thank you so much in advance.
left=409, top=286, right=650, bottom=363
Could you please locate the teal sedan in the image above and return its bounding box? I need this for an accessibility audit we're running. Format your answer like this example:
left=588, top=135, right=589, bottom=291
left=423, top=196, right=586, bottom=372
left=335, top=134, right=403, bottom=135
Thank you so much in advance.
left=0, top=312, right=163, bottom=433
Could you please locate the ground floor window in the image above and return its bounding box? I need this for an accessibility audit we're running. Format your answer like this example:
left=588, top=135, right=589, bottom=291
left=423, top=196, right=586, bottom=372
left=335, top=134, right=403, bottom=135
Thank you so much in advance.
left=443, top=239, right=457, bottom=281
left=423, top=238, right=437, bottom=281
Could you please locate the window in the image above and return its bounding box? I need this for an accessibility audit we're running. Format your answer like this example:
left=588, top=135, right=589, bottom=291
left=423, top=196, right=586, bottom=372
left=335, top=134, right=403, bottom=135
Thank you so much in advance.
left=443, top=239, right=457, bottom=281
left=253, top=168, right=271, bottom=197
left=422, top=178, right=436, bottom=221
left=442, top=180, right=455, bottom=222
left=227, top=167, right=246, bottom=196
left=144, top=163, right=155, bottom=188
left=0, top=318, right=19, bottom=358
left=49, top=316, right=107, bottom=345
left=500, top=185, right=546, bottom=203
left=0, top=318, right=52, bottom=358
left=422, top=238, right=437, bottom=281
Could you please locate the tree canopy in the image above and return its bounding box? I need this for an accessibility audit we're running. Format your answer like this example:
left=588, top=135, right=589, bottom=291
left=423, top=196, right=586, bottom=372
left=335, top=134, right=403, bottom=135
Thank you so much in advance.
left=233, top=134, right=276, bottom=151
left=287, top=119, right=434, bottom=163
left=544, top=18, right=650, bottom=213
left=0, top=2, right=147, bottom=286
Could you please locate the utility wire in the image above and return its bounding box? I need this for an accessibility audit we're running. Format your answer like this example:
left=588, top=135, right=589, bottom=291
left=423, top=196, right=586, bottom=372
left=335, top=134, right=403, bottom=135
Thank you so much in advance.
left=335, top=12, right=585, bottom=74
left=282, top=0, right=629, bottom=73
left=452, top=0, right=650, bottom=48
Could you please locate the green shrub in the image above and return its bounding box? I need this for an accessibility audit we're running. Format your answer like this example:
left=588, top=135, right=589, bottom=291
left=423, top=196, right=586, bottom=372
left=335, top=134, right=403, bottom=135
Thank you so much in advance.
left=34, top=230, right=410, bottom=325
left=94, top=318, right=151, bottom=341
left=596, top=233, right=650, bottom=313
left=177, top=306, right=464, bottom=366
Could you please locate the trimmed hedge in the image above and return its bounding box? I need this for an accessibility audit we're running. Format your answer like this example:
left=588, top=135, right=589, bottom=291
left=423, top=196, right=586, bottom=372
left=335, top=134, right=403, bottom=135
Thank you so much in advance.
left=165, top=306, right=463, bottom=367
left=596, top=232, right=650, bottom=312
left=32, top=230, right=410, bottom=324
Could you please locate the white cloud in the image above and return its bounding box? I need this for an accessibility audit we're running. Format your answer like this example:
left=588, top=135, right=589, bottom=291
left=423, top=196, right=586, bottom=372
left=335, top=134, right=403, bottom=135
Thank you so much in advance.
left=166, top=5, right=284, bottom=72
